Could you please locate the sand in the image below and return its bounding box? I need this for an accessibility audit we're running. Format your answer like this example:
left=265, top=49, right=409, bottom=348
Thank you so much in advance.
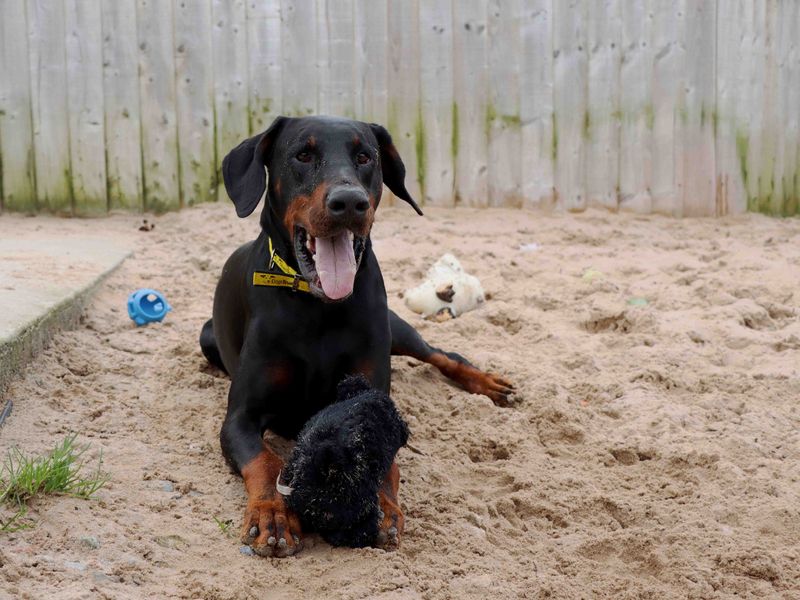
left=0, top=203, right=798, bottom=599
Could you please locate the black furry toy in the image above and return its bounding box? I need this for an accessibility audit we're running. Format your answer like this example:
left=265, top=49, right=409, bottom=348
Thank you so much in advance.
left=280, top=375, right=409, bottom=547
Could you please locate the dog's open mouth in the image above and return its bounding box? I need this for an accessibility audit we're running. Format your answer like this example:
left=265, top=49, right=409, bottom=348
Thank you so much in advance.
left=294, top=226, right=367, bottom=301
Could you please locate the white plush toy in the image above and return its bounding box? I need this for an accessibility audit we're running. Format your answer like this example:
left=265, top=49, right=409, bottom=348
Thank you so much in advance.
left=404, top=254, right=485, bottom=320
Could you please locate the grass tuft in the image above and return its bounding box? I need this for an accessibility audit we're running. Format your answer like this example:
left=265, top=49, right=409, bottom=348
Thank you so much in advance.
left=213, top=516, right=233, bottom=535
left=0, top=434, right=109, bottom=532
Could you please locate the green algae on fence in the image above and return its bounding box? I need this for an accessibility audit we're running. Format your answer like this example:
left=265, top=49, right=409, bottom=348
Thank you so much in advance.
left=551, top=113, right=558, bottom=162
left=485, top=103, right=522, bottom=138
left=484, top=103, right=496, bottom=140
left=735, top=128, right=800, bottom=217
left=736, top=131, right=750, bottom=201
left=414, top=107, right=426, bottom=197
left=582, top=110, right=591, bottom=141
left=451, top=102, right=459, bottom=162
left=644, top=104, right=655, bottom=131
left=0, top=147, right=38, bottom=214
left=248, top=100, right=273, bottom=135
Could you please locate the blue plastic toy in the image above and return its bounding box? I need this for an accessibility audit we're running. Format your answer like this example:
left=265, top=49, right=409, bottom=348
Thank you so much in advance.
left=127, top=288, right=172, bottom=326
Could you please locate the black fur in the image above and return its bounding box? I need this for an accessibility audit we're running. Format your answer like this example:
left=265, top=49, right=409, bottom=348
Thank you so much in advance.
left=282, top=375, right=409, bottom=547
left=199, top=319, right=227, bottom=375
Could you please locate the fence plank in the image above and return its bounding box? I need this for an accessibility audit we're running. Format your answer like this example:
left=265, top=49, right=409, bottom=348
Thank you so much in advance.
left=0, top=0, right=37, bottom=212
left=715, top=0, right=749, bottom=216
left=317, top=0, right=354, bottom=118
left=66, top=0, right=107, bottom=216
left=27, top=0, right=72, bottom=214
left=102, top=0, right=144, bottom=211
left=782, top=0, right=800, bottom=215
left=586, top=0, right=621, bottom=211
left=212, top=0, right=249, bottom=195
left=520, top=0, right=554, bottom=209
left=246, top=0, right=282, bottom=132
left=618, top=0, right=652, bottom=213
left=387, top=0, right=422, bottom=204
left=679, top=0, right=716, bottom=217
left=741, top=1, right=766, bottom=214
left=282, top=0, right=317, bottom=117
left=774, top=0, right=797, bottom=216
left=174, top=0, right=215, bottom=207
left=137, top=0, right=180, bottom=212
left=315, top=0, right=331, bottom=115
left=354, top=0, right=388, bottom=124
left=757, top=1, right=781, bottom=215
left=453, top=0, right=489, bottom=207
left=651, top=1, right=681, bottom=215
left=419, top=0, right=454, bottom=206
left=488, top=0, right=522, bottom=207
left=553, top=0, right=587, bottom=211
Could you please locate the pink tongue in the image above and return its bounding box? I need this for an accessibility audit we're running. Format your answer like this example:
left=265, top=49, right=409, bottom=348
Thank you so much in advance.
left=313, top=232, right=357, bottom=300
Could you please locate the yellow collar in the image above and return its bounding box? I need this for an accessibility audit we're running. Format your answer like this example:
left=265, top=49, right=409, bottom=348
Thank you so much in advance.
left=252, top=236, right=311, bottom=293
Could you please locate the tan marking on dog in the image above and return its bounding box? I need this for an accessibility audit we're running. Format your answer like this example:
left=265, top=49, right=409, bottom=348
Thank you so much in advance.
left=356, top=359, right=375, bottom=381
left=377, top=461, right=403, bottom=550
left=240, top=449, right=303, bottom=557
left=427, top=352, right=515, bottom=407
left=265, top=362, right=293, bottom=388
left=241, top=449, right=282, bottom=501
left=284, top=182, right=375, bottom=240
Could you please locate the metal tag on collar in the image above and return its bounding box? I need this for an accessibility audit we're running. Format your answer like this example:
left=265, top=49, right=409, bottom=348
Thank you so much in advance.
left=267, top=235, right=277, bottom=271
left=291, top=274, right=301, bottom=292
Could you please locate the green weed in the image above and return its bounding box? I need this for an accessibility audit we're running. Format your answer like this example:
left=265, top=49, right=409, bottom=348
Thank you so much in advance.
left=0, top=434, right=109, bottom=532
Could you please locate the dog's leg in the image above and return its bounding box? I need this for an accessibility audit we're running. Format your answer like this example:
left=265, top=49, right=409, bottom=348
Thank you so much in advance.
left=199, top=319, right=228, bottom=374
left=376, top=461, right=404, bottom=550
left=389, top=310, right=515, bottom=406
left=238, top=447, right=303, bottom=557
left=220, top=365, right=303, bottom=558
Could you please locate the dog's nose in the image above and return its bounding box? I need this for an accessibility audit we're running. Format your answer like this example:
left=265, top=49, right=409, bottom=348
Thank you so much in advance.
left=325, top=187, right=370, bottom=220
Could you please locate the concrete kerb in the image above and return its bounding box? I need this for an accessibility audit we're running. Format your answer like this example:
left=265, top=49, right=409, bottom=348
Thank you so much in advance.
left=0, top=249, right=130, bottom=396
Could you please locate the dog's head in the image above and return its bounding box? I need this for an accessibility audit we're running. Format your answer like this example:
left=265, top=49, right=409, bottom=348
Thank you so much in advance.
left=222, top=116, right=422, bottom=301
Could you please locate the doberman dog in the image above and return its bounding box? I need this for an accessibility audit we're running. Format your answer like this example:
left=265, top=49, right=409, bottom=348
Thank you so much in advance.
left=199, top=115, right=514, bottom=557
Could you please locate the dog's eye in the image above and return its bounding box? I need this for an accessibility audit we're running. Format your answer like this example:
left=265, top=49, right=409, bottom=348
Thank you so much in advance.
left=356, top=152, right=372, bottom=165
left=296, top=151, right=313, bottom=163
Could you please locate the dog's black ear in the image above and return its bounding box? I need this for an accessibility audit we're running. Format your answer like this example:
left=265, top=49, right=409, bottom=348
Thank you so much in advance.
left=222, top=116, right=288, bottom=218
left=369, top=123, right=423, bottom=216
left=336, top=374, right=372, bottom=401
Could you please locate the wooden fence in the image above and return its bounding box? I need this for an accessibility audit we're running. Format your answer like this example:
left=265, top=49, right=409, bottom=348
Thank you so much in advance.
left=0, top=0, right=798, bottom=217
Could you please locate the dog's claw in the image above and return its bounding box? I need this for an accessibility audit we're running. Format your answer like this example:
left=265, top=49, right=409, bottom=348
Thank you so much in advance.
left=437, top=359, right=517, bottom=407
left=241, top=496, right=303, bottom=558
left=376, top=491, right=404, bottom=552
left=480, top=374, right=518, bottom=407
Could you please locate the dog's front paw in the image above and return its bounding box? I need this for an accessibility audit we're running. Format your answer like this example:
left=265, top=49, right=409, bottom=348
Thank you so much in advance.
left=375, top=491, right=404, bottom=551
left=477, top=372, right=516, bottom=407
left=429, top=353, right=516, bottom=406
left=241, top=496, right=303, bottom=558
left=453, top=366, right=516, bottom=406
